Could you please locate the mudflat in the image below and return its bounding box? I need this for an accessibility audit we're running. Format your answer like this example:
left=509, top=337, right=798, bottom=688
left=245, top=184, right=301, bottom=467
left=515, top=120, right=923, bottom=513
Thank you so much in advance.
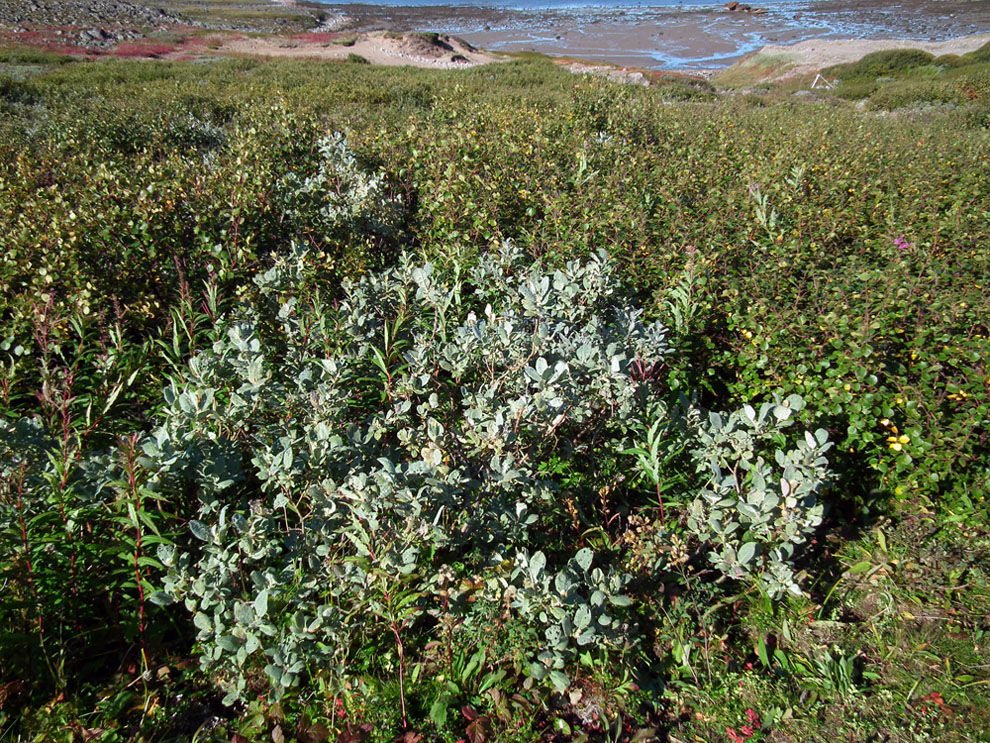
left=323, top=0, right=990, bottom=70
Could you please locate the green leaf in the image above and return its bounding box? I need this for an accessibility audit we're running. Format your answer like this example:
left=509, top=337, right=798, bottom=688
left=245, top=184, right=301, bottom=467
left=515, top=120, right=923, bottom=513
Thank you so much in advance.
left=193, top=612, right=212, bottom=633
left=148, top=591, right=174, bottom=606
left=757, top=635, right=770, bottom=668
left=234, top=602, right=256, bottom=625
left=573, top=605, right=591, bottom=631
left=548, top=670, right=569, bottom=692
left=189, top=520, right=210, bottom=541
left=429, top=695, right=450, bottom=727
left=738, top=542, right=757, bottom=566
left=254, top=589, right=269, bottom=618
left=528, top=551, right=546, bottom=582
left=574, top=547, right=593, bottom=572
left=217, top=635, right=241, bottom=652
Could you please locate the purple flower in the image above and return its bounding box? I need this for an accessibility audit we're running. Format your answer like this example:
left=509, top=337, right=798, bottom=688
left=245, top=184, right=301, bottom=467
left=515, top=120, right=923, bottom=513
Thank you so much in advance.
left=893, top=235, right=914, bottom=252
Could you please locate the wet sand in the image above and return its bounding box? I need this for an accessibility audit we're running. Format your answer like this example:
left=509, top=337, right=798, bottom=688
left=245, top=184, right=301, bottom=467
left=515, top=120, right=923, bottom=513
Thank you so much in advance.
left=317, top=0, right=990, bottom=69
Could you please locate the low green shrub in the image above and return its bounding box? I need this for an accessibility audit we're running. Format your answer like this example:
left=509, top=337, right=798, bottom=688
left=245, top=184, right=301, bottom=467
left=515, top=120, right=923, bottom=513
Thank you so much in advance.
left=963, top=41, right=990, bottom=63
left=0, top=47, right=76, bottom=65
left=825, top=48, right=936, bottom=80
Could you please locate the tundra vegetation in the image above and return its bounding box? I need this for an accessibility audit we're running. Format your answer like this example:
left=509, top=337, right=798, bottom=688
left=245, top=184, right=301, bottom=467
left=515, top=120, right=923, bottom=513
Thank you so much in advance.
left=0, top=45, right=988, bottom=743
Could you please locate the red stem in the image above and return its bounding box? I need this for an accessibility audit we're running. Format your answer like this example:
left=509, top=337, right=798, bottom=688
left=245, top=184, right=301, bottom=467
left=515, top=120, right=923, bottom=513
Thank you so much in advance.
left=14, top=464, right=44, bottom=636
left=124, top=435, right=146, bottom=653
left=656, top=481, right=667, bottom=528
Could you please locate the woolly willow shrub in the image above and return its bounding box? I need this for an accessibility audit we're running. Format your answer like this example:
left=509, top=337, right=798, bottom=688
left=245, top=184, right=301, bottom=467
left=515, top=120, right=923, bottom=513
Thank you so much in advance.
left=145, top=244, right=659, bottom=700
left=141, top=240, right=831, bottom=703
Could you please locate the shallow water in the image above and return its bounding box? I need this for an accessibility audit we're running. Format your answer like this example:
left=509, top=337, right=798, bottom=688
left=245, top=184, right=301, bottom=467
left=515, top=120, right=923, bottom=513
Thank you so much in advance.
left=320, top=0, right=990, bottom=69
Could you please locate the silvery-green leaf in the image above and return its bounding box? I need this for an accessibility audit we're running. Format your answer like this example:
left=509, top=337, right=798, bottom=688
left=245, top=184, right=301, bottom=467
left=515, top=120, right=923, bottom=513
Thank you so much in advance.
left=574, top=605, right=591, bottom=631
left=574, top=547, right=593, bottom=572
left=234, top=602, right=255, bottom=625
left=217, top=635, right=241, bottom=652
left=528, top=551, right=546, bottom=582
left=576, top=630, right=596, bottom=646
left=528, top=662, right=547, bottom=680
left=738, top=542, right=757, bottom=566
left=148, top=591, right=174, bottom=606
left=193, top=612, right=212, bottom=633
left=254, top=589, right=269, bottom=618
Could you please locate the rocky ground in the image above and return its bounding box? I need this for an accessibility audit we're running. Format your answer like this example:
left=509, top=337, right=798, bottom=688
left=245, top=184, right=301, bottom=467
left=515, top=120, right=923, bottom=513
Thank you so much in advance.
left=0, top=0, right=184, bottom=29
left=0, top=0, right=498, bottom=68
left=0, top=0, right=344, bottom=48
left=0, top=0, right=184, bottom=47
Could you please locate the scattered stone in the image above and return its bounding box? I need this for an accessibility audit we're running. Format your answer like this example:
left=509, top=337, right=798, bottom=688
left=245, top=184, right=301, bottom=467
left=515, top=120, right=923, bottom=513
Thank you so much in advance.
left=724, top=2, right=768, bottom=15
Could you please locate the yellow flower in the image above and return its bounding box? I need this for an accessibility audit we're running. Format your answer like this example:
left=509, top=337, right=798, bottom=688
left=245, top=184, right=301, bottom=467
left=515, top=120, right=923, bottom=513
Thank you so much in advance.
left=890, top=442, right=903, bottom=452
left=898, top=435, right=910, bottom=445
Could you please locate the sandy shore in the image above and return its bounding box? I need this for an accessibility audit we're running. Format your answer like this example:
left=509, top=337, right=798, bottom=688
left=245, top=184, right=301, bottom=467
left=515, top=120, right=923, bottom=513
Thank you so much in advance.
left=216, top=30, right=500, bottom=68
left=728, top=33, right=990, bottom=82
